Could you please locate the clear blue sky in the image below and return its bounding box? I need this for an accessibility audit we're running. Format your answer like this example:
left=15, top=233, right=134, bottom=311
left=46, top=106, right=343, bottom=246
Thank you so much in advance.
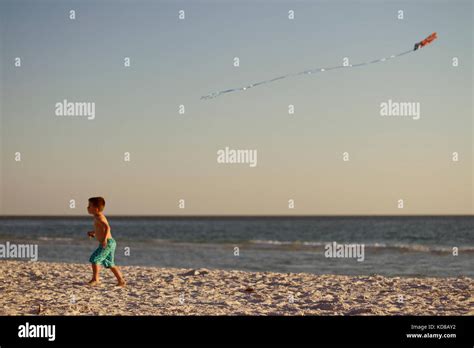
left=0, top=0, right=472, bottom=215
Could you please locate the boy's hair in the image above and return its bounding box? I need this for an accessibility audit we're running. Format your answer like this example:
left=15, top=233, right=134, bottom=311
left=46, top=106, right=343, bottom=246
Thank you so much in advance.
left=88, top=197, right=106, bottom=212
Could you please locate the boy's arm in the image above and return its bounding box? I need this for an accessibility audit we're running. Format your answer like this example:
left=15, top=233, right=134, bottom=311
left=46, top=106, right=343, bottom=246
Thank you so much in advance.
left=98, top=220, right=110, bottom=248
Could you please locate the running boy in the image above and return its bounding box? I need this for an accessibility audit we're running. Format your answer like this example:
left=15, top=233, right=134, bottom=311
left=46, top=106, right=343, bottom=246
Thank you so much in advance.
left=87, top=197, right=126, bottom=286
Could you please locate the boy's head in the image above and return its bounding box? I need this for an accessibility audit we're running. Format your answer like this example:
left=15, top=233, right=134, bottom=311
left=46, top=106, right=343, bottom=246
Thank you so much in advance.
left=87, top=197, right=105, bottom=215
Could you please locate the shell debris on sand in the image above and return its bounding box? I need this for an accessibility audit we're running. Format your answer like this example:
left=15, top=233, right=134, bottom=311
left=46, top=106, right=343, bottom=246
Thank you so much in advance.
left=0, top=260, right=472, bottom=316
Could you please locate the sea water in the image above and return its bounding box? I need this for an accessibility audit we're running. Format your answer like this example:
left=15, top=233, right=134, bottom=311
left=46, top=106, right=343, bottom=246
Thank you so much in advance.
left=0, top=216, right=472, bottom=277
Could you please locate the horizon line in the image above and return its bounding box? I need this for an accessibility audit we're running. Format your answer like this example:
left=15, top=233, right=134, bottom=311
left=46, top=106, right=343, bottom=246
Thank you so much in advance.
left=0, top=214, right=473, bottom=218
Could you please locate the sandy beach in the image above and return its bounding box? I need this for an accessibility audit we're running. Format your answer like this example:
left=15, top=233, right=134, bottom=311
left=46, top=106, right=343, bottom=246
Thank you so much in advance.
left=0, top=260, right=472, bottom=316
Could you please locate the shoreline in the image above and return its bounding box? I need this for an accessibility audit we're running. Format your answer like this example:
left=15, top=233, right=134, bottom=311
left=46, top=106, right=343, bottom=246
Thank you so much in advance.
left=1, top=261, right=472, bottom=315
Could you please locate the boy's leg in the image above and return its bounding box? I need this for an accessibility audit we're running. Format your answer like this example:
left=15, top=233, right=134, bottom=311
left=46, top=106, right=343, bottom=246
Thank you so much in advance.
left=110, top=266, right=126, bottom=286
left=89, top=263, right=100, bottom=284
left=89, top=241, right=113, bottom=284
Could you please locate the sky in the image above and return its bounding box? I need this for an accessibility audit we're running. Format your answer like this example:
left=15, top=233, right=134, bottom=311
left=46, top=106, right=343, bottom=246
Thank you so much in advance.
left=0, top=0, right=472, bottom=215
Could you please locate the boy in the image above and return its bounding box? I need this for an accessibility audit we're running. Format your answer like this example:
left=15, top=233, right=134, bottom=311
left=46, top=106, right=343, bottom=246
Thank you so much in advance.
left=87, top=197, right=126, bottom=287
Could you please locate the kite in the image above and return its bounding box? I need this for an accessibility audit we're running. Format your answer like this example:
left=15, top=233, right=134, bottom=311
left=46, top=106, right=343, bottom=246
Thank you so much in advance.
left=201, top=33, right=438, bottom=100
left=414, top=32, right=437, bottom=51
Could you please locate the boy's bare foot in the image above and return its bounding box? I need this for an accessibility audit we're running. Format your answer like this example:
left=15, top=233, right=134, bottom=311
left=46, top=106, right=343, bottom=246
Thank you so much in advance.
left=116, top=280, right=126, bottom=287
left=88, top=279, right=100, bottom=286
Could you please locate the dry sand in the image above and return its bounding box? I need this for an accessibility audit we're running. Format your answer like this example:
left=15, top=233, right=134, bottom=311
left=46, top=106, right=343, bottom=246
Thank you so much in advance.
left=0, top=260, right=472, bottom=315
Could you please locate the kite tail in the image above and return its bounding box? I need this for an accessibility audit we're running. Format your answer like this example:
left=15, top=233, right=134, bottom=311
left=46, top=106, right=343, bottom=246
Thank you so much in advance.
left=201, top=33, right=437, bottom=100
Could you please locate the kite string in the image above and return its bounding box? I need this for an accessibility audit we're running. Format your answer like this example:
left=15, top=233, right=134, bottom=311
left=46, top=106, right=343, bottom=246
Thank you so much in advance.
left=200, top=48, right=415, bottom=100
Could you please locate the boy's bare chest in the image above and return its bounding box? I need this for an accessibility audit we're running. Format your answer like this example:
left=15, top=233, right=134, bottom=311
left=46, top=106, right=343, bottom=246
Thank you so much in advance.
left=93, top=220, right=105, bottom=233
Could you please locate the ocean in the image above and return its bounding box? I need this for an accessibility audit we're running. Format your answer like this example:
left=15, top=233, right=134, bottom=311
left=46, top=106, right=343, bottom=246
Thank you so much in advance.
left=0, top=216, right=472, bottom=277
